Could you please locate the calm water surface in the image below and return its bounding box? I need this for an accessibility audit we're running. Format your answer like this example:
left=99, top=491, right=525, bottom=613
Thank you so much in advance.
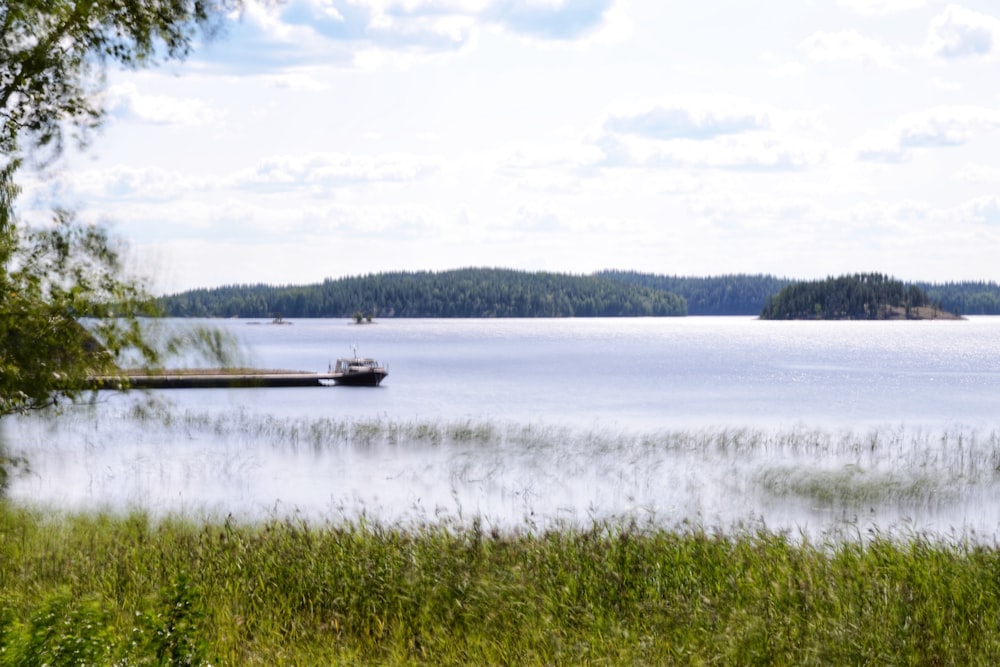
left=5, top=317, right=1000, bottom=537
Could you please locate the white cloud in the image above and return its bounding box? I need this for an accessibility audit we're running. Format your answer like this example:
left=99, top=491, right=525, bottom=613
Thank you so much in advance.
left=930, top=75, right=962, bottom=90
left=228, top=152, right=443, bottom=189
left=61, top=166, right=200, bottom=201
left=199, top=0, right=628, bottom=71
left=685, top=191, right=818, bottom=225
left=768, top=61, right=807, bottom=78
left=596, top=98, right=825, bottom=171
left=955, top=163, right=1000, bottom=184
left=800, top=29, right=896, bottom=67
left=958, top=195, right=1000, bottom=224
left=261, top=72, right=330, bottom=90
left=838, top=0, right=929, bottom=16
left=853, top=130, right=911, bottom=163
left=856, top=105, right=1000, bottom=161
left=599, top=133, right=826, bottom=171
left=308, top=202, right=450, bottom=238
left=498, top=141, right=603, bottom=170
left=926, top=4, right=1000, bottom=59
left=508, top=204, right=568, bottom=232
left=488, top=0, right=626, bottom=42
left=603, top=97, right=774, bottom=141
left=104, top=83, right=224, bottom=125
left=38, top=152, right=443, bottom=212
left=495, top=142, right=600, bottom=194
left=898, top=106, right=1000, bottom=146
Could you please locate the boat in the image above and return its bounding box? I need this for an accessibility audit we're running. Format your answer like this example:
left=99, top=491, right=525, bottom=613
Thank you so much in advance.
left=327, top=348, right=388, bottom=386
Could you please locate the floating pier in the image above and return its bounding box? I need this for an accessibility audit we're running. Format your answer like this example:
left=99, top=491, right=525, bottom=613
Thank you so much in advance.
left=93, top=369, right=338, bottom=389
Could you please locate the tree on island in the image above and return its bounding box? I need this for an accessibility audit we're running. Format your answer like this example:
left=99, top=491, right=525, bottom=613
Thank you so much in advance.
left=760, top=273, right=958, bottom=320
left=0, top=0, right=239, bottom=416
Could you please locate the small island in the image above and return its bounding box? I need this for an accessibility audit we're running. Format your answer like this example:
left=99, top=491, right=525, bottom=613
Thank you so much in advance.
left=760, top=273, right=963, bottom=320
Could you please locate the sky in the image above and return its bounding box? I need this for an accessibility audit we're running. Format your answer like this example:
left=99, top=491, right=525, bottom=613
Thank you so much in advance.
left=19, top=0, right=1000, bottom=293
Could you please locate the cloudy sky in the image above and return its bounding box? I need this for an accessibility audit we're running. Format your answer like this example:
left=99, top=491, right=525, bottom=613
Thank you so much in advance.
left=21, top=0, right=1000, bottom=293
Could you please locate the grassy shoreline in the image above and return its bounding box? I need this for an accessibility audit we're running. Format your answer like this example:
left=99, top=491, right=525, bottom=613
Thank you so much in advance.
left=2, top=506, right=1000, bottom=664
left=5, top=410, right=1000, bottom=662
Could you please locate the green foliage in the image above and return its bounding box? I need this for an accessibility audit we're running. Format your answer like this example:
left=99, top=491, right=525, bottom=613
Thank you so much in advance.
left=599, top=270, right=794, bottom=315
left=0, top=163, right=154, bottom=414
left=0, top=163, right=242, bottom=416
left=6, top=589, right=114, bottom=667
left=0, top=0, right=240, bottom=417
left=2, top=505, right=1000, bottom=664
left=133, top=572, right=209, bottom=666
left=919, top=280, right=1000, bottom=316
left=159, top=270, right=1000, bottom=319
left=159, top=268, right=689, bottom=318
left=760, top=272, right=949, bottom=320
left=581, top=272, right=1000, bottom=317
left=1, top=0, right=236, bottom=160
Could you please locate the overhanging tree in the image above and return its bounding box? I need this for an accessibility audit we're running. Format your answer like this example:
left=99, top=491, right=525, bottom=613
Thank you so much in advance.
left=1, top=0, right=240, bottom=415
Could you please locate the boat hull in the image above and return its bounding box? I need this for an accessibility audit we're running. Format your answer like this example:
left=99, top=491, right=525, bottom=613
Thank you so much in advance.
left=331, top=370, right=387, bottom=386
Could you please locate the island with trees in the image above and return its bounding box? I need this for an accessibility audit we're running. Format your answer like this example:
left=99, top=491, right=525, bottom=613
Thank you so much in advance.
left=759, top=273, right=962, bottom=320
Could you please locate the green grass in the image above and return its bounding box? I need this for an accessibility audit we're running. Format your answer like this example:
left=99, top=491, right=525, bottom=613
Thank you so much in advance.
left=2, top=505, right=1000, bottom=664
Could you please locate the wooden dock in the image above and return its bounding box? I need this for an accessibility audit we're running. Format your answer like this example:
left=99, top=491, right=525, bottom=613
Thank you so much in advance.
left=93, top=369, right=338, bottom=389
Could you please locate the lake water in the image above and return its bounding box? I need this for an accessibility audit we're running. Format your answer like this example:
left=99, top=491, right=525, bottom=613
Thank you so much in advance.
left=5, top=316, right=1000, bottom=539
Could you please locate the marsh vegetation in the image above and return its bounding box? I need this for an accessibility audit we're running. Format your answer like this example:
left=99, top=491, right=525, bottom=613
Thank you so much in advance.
left=4, top=404, right=1000, bottom=662
left=5, top=403, right=1000, bottom=537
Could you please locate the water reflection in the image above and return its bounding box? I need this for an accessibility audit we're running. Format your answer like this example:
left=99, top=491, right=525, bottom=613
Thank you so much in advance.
left=5, top=398, right=1000, bottom=541
left=0, top=428, right=29, bottom=496
left=5, top=316, right=1000, bottom=540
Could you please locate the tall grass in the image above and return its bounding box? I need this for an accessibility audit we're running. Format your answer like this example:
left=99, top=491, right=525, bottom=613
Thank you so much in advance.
left=2, top=507, right=1000, bottom=664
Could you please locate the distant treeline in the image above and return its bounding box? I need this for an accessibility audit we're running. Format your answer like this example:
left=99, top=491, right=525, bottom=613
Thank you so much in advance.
left=602, top=272, right=1000, bottom=317
left=597, top=271, right=793, bottom=315
left=158, top=268, right=687, bottom=318
left=157, top=269, right=1000, bottom=318
left=760, top=273, right=942, bottom=320
left=917, top=282, right=1000, bottom=316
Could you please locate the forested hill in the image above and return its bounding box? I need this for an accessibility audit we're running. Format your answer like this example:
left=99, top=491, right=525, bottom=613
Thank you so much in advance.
left=158, top=269, right=688, bottom=318
left=597, top=271, right=793, bottom=315
left=918, top=281, right=1000, bottom=316
left=158, top=270, right=1000, bottom=318
left=759, top=273, right=960, bottom=320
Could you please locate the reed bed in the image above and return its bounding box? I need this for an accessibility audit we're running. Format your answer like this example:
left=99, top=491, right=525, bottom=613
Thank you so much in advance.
left=7, top=402, right=1000, bottom=534
left=2, top=507, right=1000, bottom=664
left=129, top=407, right=1000, bottom=505
left=5, top=405, right=1000, bottom=662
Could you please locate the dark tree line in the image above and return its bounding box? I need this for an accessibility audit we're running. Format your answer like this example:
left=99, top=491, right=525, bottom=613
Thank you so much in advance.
left=598, top=271, right=793, bottom=315
left=159, top=268, right=688, bottom=318
left=159, top=269, right=1000, bottom=319
left=599, top=273, right=1000, bottom=316
left=759, top=273, right=943, bottom=320
left=917, top=281, right=1000, bottom=316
